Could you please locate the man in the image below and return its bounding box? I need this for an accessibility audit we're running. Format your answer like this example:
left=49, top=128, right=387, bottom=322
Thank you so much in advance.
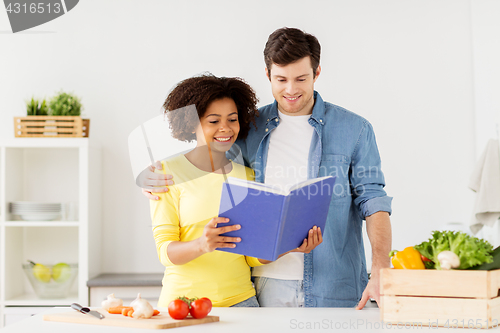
left=141, top=27, right=392, bottom=309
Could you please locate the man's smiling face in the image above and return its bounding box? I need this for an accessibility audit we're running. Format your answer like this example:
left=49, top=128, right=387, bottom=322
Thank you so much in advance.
left=267, top=56, right=321, bottom=116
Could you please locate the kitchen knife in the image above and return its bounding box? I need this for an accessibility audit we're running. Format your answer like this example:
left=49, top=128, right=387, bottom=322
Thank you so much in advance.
left=71, top=303, right=105, bottom=319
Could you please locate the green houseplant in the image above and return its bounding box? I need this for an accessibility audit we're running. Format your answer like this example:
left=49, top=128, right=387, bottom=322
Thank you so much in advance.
left=48, top=91, right=82, bottom=116
left=16, top=91, right=89, bottom=137
left=26, top=97, right=49, bottom=116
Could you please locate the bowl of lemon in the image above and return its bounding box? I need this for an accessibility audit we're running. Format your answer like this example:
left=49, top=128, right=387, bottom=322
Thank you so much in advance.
left=22, top=260, right=78, bottom=299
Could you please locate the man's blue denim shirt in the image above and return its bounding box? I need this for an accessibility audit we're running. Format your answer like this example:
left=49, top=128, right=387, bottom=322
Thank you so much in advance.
left=229, top=91, right=393, bottom=307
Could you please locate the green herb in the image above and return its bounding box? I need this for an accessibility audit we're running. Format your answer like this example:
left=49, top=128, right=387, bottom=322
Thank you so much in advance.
left=49, top=91, right=82, bottom=116
left=414, top=230, right=493, bottom=269
left=26, top=97, right=48, bottom=116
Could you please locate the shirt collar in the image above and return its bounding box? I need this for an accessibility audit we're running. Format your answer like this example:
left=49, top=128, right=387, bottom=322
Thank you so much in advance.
left=269, top=91, right=325, bottom=125
left=310, top=91, right=326, bottom=125
left=268, top=100, right=280, bottom=124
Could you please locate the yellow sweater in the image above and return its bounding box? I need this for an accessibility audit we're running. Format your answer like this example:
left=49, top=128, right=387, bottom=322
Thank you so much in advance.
left=150, top=154, right=262, bottom=307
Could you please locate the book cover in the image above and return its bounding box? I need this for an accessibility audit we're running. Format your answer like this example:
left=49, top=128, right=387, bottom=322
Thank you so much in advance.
left=217, top=176, right=336, bottom=261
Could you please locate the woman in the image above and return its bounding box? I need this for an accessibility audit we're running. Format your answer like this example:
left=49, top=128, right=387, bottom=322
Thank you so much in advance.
left=151, top=73, right=322, bottom=308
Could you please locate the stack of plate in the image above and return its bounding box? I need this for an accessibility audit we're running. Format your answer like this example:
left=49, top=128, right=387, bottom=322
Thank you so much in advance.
left=9, top=202, right=62, bottom=221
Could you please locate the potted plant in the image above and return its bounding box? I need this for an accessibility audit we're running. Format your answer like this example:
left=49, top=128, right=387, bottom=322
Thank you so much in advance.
left=15, top=91, right=89, bottom=138
left=26, top=97, right=49, bottom=116
left=48, top=91, right=83, bottom=116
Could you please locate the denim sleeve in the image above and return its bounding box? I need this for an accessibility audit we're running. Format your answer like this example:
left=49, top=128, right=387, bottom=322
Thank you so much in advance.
left=350, top=121, right=393, bottom=218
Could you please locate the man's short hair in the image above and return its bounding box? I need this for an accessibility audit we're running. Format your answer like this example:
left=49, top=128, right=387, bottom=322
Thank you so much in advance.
left=264, top=27, right=321, bottom=77
left=163, top=73, right=259, bottom=142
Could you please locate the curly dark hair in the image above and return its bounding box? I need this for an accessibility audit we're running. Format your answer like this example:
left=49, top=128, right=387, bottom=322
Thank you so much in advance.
left=264, top=27, right=321, bottom=78
left=163, top=73, right=259, bottom=142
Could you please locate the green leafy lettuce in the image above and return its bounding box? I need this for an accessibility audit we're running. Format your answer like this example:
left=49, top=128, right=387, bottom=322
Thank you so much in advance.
left=414, top=230, right=493, bottom=269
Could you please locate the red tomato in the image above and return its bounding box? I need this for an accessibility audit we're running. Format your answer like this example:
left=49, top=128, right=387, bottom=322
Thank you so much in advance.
left=420, top=254, right=432, bottom=262
left=199, top=297, right=212, bottom=312
left=168, top=299, right=189, bottom=319
left=190, top=299, right=211, bottom=319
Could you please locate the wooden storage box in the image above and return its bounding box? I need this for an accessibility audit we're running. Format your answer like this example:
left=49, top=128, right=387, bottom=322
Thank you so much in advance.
left=14, top=116, right=90, bottom=137
left=380, top=268, right=500, bottom=329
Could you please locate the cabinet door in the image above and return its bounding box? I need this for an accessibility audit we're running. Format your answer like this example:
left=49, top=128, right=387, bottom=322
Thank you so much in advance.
left=3, top=306, right=50, bottom=327
left=90, top=286, right=161, bottom=308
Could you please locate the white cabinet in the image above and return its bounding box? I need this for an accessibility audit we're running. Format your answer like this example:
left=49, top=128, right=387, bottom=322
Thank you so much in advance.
left=87, top=273, right=163, bottom=308
left=0, top=138, right=101, bottom=328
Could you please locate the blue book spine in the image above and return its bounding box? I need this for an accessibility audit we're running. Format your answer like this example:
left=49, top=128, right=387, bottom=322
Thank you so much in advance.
left=273, top=196, right=290, bottom=260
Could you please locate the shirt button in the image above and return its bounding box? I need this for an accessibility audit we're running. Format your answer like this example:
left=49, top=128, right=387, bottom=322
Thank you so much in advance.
left=267, top=119, right=270, bottom=122
left=320, top=119, right=323, bottom=123
left=275, top=119, right=278, bottom=122
left=265, top=128, right=269, bottom=132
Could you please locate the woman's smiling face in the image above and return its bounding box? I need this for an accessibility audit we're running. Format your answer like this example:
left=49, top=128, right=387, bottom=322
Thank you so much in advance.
left=195, top=97, right=240, bottom=153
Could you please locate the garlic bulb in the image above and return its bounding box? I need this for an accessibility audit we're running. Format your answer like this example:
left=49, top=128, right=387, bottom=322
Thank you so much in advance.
left=131, top=293, right=154, bottom=319
left=130, top=292, right=142, bottom=307
left=101, top=293, right=123, bottom=310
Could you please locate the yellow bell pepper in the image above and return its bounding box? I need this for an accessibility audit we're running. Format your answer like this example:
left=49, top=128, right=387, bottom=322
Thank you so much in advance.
left=389, top=247, right=425, bottom=269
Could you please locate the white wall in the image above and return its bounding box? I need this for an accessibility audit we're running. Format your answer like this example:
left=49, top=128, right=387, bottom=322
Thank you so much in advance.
left=0, top=0, right=495, bottom=274
left=471, top=0, right=500, bottom=154
left=469, top=0, right=500, bottom=245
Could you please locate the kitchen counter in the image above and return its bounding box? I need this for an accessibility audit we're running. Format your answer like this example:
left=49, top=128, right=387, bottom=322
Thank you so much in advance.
left=0, top=305, right=482, bottom=332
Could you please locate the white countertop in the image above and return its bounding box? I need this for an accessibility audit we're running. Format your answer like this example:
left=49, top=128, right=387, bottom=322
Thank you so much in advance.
left=0, top=305, right=477, bottom=332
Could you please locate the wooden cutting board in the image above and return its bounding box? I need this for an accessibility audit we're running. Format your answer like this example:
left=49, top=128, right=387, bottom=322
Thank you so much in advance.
left=43, top=309, right=219, bottom=329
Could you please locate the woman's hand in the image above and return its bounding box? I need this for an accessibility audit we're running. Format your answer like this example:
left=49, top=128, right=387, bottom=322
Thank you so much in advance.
left=290, top=226, right=323, bottom=254
left=166, top=217, right=241, bottom=265
left=196, top=217, right=242, bottom=254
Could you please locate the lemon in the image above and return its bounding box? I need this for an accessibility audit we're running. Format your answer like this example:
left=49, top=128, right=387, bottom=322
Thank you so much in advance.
left=32, top=264, right=51, bottom=283
left=52, top=263, right=71, bottom=283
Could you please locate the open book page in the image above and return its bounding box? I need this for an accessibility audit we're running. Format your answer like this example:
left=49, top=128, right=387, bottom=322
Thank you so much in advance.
left=288, top=176, right=334, bottom=192
left=227, top=176, right=335, bottom=195
left=226, top=177, right=288, bottom=195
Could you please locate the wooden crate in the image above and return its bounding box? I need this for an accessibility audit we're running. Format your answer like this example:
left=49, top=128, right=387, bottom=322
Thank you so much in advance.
left=14, top=116, right=90, bottom=137
left=380, top=268, right=500, bottom=329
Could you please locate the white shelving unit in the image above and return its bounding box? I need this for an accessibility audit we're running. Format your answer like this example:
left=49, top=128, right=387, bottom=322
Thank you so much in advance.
left=0, top=138, right=101, bottom=328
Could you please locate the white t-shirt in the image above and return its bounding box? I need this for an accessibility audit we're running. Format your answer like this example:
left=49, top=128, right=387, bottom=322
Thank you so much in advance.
left=252, top=110, right=314, bottom=280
